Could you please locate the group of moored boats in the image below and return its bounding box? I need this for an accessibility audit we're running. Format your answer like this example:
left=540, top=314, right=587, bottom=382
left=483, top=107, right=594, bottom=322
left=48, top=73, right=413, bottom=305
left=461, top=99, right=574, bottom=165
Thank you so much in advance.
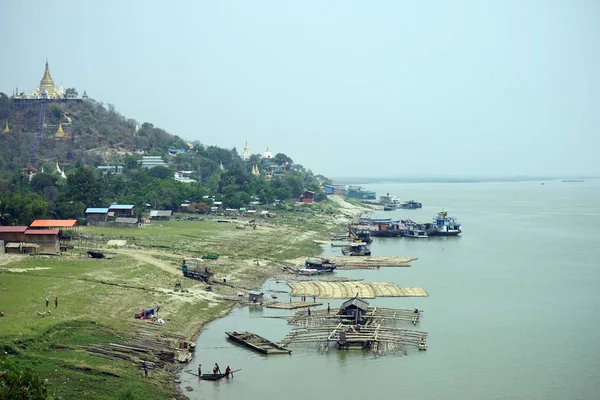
left=349, top=211, right=462, bottom=240
left=380, top=194, right=423, bottom=211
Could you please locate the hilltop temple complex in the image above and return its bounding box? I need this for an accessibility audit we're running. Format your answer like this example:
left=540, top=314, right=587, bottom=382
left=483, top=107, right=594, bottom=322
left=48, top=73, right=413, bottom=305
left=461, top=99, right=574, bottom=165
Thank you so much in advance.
left=11, top=60, right=87, bottom=109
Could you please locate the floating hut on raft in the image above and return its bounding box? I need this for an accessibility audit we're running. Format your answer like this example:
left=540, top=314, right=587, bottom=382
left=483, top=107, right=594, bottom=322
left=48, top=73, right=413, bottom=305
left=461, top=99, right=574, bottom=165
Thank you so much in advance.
left=280, top=297, right=428, bottom=354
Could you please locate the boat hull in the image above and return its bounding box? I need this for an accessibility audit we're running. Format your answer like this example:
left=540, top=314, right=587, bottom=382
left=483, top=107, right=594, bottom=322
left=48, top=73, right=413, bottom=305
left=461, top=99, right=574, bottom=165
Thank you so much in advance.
left=370, top=230, right=403, bottom=237
left=427, top=231, right=461, bottom=237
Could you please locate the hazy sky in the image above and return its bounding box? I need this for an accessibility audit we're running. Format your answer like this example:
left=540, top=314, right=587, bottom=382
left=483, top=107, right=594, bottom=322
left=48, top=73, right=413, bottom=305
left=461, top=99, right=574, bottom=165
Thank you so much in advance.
left=2, top=1, right=599, bottom=178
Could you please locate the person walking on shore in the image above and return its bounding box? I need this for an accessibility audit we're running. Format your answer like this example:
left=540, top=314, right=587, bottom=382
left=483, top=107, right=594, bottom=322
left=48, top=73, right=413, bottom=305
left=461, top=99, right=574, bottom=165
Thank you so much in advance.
left=45, top=296, right=49, bottom=307
left=327, top=303, right=330, bottom=314
left=197, top=364, right=202, bottom=377
left=143, top=361, right=148, bottom=378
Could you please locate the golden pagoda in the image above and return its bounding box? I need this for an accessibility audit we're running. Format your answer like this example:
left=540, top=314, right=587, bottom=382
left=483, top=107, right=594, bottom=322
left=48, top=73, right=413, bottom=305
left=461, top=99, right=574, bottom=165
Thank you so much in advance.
left=55, top=122, right=66, bottom=138
left=3, top=121, right=9, bottom=134
left=252, top=164, right=260, bottom=177
left=39, top=61, right=57, bottom=98
left=242, top=140, right=250, bottom=161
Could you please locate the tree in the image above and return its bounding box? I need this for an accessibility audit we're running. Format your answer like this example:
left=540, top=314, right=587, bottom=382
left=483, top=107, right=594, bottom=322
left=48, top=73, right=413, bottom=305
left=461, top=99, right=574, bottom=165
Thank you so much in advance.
left=66, top=167, right=107, bottom=207
left=49, top=103, right=62, bottom=120
left=65, top=87, right=78, bottom=96
left=30, top=173, right=58, bottom=195
left=274, top=153, right=293, bottom=167
left=0, top=358, right=48, bottom=399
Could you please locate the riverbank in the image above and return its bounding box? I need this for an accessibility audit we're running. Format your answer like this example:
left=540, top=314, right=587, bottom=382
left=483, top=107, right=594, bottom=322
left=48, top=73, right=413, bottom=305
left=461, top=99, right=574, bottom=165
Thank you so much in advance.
left=0, top=196, right=372, bottom=399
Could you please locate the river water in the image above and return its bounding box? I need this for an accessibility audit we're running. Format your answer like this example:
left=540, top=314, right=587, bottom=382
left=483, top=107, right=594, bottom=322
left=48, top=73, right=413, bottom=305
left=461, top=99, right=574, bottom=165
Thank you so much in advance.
left=180, top=180, right=600, bottom=400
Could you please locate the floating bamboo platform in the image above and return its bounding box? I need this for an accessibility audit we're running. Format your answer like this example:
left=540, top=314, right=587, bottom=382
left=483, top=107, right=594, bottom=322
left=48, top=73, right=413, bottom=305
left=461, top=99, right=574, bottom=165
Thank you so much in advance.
left=280, top=306, right=428, bottom=354
left=288, top=281, right=428, bottom=299
left=267, top=301, right=323, bottom=310
left=287, top=307, right=424, bottom=326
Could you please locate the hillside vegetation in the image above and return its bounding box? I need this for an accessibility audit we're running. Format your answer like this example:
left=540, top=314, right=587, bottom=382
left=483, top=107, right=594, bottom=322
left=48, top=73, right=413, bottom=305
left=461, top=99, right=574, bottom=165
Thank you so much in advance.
left=0, top=93, right=329, bottom=225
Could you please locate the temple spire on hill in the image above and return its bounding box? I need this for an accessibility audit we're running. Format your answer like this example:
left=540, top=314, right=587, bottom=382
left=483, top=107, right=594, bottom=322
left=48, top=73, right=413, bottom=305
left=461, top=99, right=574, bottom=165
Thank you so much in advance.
left=55, top=122, right=66, bottom=138
left=3, top=121, right=9, bottom=134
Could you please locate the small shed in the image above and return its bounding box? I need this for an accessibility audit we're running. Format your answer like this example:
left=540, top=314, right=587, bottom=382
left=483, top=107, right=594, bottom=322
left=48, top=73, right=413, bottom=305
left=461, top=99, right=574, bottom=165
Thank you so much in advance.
left=339, top=297, right=370, bottom=325
left=259, top=210, right=270, bottom=218
left=108, top=204, right=135, bottom=218
left=21, top=243, right=40, bottom=255
left=150, top=210, right=173, bottom=220
left=300, top=190, right=315, bottom=203
left=248, top=290, right=264, bottom=303
left=85, top=208, right=110, bottom=223
left=112, top=217, right=139, bottom=228
left=24, top=229, right=60, bottom=254
left=0, top=226, right=28, bottom=243
left=5, top=242, right=22, bottom=254
left=323, top=185, right=334, bottom=195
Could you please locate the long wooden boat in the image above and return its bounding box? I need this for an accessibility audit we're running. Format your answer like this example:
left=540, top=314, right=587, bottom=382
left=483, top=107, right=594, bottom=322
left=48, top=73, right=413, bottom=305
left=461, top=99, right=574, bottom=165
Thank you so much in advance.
left=226, top=331, right=291, bottom=354
left=200, top=373, right=227, bottom=381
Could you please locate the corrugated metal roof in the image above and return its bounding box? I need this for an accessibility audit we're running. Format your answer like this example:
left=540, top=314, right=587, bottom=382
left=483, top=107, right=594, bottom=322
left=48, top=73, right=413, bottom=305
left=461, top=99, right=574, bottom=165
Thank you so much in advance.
left=108, top=204, right=135, bottom=210
left=340, top=297, right=370, bottom=311
left=0, top=226, right=28, bottom=233
left=114, top=217, right=138, bottom=223
left=25, top=229, right=59, bottom=235
left=5, top=242, right=22, bottom=248
left=150, top=210, right=172, bottom=217
left=248, top=291, right=263, bottom=296
left=30, top=220, right=78, bottom=227
left=85, top=208, right=109, bottom=214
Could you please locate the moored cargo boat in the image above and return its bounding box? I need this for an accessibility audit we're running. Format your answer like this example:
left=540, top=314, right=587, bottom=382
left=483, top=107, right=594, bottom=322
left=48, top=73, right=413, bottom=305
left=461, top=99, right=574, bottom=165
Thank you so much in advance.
left=425, top=211, right=462, bottom=236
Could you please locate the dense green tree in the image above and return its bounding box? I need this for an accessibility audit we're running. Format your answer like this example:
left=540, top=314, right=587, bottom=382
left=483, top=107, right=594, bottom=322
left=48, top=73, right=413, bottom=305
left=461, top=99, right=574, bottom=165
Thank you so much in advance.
left=0, top=193, right=48, bottom=225
left=30, top=172, right=59, bottom=194
left=66, top=167, right=107, bottom=207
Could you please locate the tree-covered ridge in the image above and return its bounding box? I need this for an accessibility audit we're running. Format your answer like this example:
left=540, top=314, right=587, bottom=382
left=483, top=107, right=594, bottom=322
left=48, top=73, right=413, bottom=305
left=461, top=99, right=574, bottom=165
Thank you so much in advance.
left=0, top=93, right=328, bottom=225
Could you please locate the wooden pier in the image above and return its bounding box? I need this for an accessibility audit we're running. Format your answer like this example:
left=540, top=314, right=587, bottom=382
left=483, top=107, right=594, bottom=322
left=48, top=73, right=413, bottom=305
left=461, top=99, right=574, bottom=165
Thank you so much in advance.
left=226, top=331, right=291, bottom=354
left=288, top=281, right=428, bottom=299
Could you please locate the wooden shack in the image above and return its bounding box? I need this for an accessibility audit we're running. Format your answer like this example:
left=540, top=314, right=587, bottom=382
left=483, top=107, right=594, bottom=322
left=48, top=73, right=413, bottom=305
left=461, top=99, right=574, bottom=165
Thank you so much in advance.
left=248, top=291, right=264, bottom=303
left=108, top=204, right=135, bottom=218
left=150, top=210, right=173, bottom=221
left=300, top=190, right=315, bottom=203
left=0, top=226, right=28, bottom=243
left=338, top=297, right=370, bottom=325
left=85, top=208, right=110, bottom=223
left=24, top=229, right=60, bottom=254
left=5, top=242, right=22, bottom=254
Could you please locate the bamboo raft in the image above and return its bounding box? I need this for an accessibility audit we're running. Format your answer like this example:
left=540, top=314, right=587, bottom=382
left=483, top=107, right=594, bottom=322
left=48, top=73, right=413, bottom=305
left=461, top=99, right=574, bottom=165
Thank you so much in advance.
left=285, top=256, right=417, bottom=270
left=280, top=307, right=427, bottom=354
left=267, top=301, right=323, bottom=310
left=226, top=331, right=291, bottom=354
left=288, top=281, right=428, bottom=299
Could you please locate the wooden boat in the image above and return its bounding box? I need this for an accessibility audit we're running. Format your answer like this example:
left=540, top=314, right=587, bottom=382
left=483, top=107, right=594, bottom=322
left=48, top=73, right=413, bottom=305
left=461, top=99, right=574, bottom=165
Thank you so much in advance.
left=226, top=331, right=291, bottom=354
left=187, top=368, right=241, bottom=380
left=341, top=243, right=371, bottom=256
left=200, top=373, right=228, bottom=381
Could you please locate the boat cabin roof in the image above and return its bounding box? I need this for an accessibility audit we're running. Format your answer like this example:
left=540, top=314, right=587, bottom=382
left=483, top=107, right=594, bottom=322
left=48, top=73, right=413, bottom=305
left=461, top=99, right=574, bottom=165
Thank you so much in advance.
left=340, top=297, right=370, bottom=311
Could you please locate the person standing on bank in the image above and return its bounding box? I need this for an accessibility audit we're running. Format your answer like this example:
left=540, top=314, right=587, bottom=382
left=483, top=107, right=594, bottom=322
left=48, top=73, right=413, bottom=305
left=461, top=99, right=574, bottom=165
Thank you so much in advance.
left=197, top=364, right=201, bottom=377
left=55, top=297, right=58, bottom=308
left=45, top=296, right=49, bottom=307
left=143, top=361, right=148, bottom=378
